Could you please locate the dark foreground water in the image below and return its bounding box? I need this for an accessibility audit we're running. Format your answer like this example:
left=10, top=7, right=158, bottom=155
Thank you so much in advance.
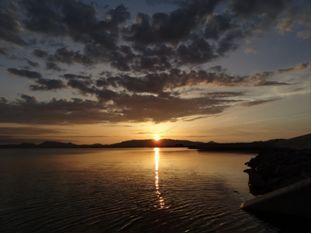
left=0, top=148, right=279, bottom=232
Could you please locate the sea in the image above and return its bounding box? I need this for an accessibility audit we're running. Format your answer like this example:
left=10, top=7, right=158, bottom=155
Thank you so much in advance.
left=0, top=148, right=279, bottom=232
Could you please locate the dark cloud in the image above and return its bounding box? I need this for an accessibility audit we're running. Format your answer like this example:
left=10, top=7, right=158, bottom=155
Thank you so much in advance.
left=231, top=0, right=290, bottom=19
left=62, top=73, right=91, bottom=80
left=22, top=0, right=67, bottom=36
left=8, top=61, right=303, bottom=98
left=1, top=63, right=299, bottom=124
left=49, top=47, right=92, bottom=65
left=67, top=79, right=95, bottom=95
left=177, top=37, right=215, bottom=64
left=216, top=29, right=244, bottom=56
left=0, top=0, right=303, bottom=73
left=8, top=68, right=65, bottom=91
left=106, top=4, right=130, bottom=25
left=22, top=0, right=129, bottom=50
left=203, top=91, right=244, bottom=98
left=7, top=0, right=235, bottom=70
left=112, top=93, right=233, bottom=123
left=204, top=14, right=233, bottom=39
left=0, top=92, right=237, bottom=124
left=30, top=78, right=65, bottom=91
left=0, top=4, right=25, bottom=45
left=7, top=68, right=42, bottom=79
left=19, top=94, right=37, bottom=103
left=229, top=0, right=307, bottom=40
left=26, top=59, right=39, bottom=67
left=33, top=49, right=48, bottom=58
left=95, top=65, right=296, bottom=96
left=46, top=61, right=62, bottom=71
left=96, top=74, right=165, bottom=94
left=124, top=0, right=219, bottom=44
left=0, top=0, right=308, bottom=125
left=0, top=95, right=117, bottom=124
left=0, top=48, right=7, bottom=55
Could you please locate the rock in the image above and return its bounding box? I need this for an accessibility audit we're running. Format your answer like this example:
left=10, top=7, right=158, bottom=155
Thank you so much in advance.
left=244, top=149, right=310, bottom=195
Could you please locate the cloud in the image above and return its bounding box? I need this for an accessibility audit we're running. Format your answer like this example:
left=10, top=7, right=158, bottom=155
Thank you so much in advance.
left=0, top=47, right=7, bottom=55
left=62, top=73, right=91, bottom=80
left=242, top=98, right=280, bottom=106
left=231, top=0, right=290, bottom=18
left=0, top=95, right=111, bottom=124
left=67, top=79, right=95, bottom=95
left=0, top=59, right=299, bottom=125
left=6, top=62, right=305, bottom=115
left=30, top=78, right=65, bottom=91
left=1, top=0, right=306, bottom=73
left=113, top=93, right=234, bottom=123
left=22, top=0, right=67, bottom=36
left=22, top=0, right=128, bottom=49
left=177, top=37, right=215, bottom=64
left=26, top=59, right=39, bottom=67
left=33, top=49, right=48, bottom=58
left=0, top=3, right=25, bottom=45
left=95, top=64, right=298, bottom=96
left=46, top=61, right=62, bottom=71
left=275, top=4, right=310, bottom=40
left=278, top=63, right=309, bottom=73
left=0, top=90, right=239, bottom=124
left=49, top=47, right=92, bottom=65
left=0, top=1, right=238, bottom=71
left=8, top=68, right=65, bottom=91
left=7, top=68, right=42, bottom=79
left=0, top=0, right=309, bottom=126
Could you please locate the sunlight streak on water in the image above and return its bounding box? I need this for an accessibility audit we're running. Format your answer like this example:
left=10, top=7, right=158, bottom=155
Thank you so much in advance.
left=154, top=148, right=165, bottom=209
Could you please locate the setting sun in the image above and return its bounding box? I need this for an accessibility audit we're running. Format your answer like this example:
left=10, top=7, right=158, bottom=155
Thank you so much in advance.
left=153, top=134, right=161, bottom=141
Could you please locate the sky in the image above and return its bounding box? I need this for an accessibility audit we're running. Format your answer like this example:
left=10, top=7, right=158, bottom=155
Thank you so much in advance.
left=0, top=0, right=310, bottom=144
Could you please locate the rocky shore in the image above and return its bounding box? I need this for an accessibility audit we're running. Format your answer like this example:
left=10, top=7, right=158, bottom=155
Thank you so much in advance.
left=244, top=149, right=310, bottom=195
left=242, top=148, right=311, bottom=232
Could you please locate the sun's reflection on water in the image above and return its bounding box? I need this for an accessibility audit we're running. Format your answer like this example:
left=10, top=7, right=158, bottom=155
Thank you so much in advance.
left=154, top=147, right=165, bottom=209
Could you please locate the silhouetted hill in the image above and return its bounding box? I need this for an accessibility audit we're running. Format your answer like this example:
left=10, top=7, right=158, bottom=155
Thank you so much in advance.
left=192, top=134, right=310, bottom=152
left=0, top=139, right=203, bottom=148
left=109, top=139, right=203, bottom=148
left=38, top=141, right=77, bottom=148
left=0, top=134, right=309, bottom=150
left=271, top=134, right=311, bottom=149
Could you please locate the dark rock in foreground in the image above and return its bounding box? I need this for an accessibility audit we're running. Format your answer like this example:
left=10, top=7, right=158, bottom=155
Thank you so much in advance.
left=242, top=148, right=311, bottom=232
left=244, top=149, right=310, bottom=195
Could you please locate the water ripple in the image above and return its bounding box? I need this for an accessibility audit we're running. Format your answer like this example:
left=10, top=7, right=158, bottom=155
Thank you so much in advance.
left=0, top=148, right=278, bottom=232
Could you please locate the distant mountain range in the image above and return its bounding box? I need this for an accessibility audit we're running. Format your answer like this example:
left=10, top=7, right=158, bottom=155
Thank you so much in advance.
left=0, top=134, right=310, bottom=151
left=0, top=139, right=203, bottom=149
left=191, top=134, right=311, bottom=152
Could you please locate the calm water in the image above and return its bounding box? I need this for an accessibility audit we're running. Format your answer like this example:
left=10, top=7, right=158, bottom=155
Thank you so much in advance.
left=0, top=148, right=278, bottom=232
